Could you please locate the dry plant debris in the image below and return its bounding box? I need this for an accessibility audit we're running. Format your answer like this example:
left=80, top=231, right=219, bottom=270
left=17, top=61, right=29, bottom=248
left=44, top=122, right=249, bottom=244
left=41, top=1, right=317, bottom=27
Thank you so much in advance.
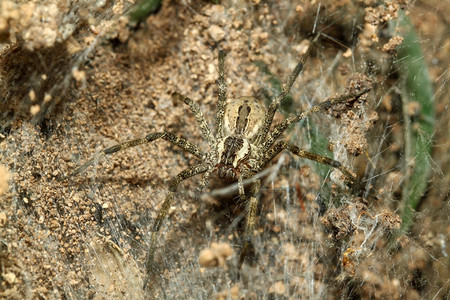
left=198, top=242, right=234, bottom=268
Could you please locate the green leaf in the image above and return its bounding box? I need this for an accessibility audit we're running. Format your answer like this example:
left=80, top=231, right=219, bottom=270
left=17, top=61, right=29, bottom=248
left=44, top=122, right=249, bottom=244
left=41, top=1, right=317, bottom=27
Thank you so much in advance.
left=391, top=12, right=435, bottom=233
left=128, top=0, right=162, bottom=25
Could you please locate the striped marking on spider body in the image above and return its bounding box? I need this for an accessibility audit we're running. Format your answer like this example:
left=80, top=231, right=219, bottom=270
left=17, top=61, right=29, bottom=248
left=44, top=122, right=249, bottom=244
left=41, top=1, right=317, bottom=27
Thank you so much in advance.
left=223, top=97, right=266, bottom=141
left=217, top=97, right=266, bottom=180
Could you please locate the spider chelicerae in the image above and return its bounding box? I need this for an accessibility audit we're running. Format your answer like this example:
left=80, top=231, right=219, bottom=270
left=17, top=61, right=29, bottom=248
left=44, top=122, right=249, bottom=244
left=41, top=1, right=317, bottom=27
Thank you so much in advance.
left=61, top=34, right=371, bottom=289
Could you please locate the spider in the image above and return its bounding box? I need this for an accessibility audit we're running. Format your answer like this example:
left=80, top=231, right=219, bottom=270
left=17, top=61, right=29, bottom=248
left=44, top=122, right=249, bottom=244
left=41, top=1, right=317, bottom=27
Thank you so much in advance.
left=61, top=34, right=371, bottom=289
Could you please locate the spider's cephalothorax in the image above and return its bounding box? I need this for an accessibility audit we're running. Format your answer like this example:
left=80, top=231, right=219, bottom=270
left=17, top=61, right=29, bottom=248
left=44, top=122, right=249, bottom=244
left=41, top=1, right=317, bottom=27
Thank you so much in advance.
left=216, top=97, right=265, bottom=180
left=61, top=34, right=372, bottom=290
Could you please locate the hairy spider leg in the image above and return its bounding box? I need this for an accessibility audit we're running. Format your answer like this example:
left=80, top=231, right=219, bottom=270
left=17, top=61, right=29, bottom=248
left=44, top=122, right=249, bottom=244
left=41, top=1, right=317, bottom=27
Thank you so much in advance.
left=238, top=178, right=261, bottom=269
left=255, top=34, right=320, bottom=146
left=237, top=174, right=246, bottom=202
left=215, top=49, right=228, bottom=139
left=261, top=141, right=358, bottom=184
left=143, top=164, right=209, bottom=290
left=172, top=92, right=215, bottom=146
left=262, top=88, right=372, bottom=152
left=198, top=167, right=215, bottom=192
left=59, top=132, right=204, bottom=180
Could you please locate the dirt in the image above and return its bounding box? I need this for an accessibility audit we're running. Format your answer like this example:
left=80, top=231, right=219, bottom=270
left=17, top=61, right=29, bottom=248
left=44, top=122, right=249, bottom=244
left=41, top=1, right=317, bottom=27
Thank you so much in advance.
left=0, top=0, right=448, bottom=299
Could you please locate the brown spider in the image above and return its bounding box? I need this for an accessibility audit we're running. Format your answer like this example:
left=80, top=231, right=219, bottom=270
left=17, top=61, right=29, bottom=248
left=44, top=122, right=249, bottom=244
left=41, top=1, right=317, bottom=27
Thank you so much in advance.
left=60, top=34, right=371, bottom=289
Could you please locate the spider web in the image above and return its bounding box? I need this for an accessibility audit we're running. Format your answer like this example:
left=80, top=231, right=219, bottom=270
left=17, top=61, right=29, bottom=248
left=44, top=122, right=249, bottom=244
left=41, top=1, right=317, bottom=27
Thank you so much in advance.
left=0, top=0, right=448, bottom=299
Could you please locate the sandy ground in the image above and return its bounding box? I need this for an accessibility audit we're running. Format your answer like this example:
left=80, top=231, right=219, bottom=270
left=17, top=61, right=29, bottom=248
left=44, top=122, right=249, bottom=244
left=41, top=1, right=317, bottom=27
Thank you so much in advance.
left=0, top=0, right=448, bottom=299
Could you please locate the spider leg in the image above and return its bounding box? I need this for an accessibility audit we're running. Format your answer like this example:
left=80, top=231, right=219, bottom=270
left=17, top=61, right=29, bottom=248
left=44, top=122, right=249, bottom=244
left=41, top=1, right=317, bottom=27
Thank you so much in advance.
left=255, top=34, right=320, bottom=145
left=198, top=166, right=214, bottom=192
left=262, top=88, right=371, bottom=152
left=59, top=132, right=204, bottom=180
left=172, top=92, right=215, bottom=145
left=215, top=49, right=227, bottom=139
left=143, top=163, right=209, bottom=290
left=238, top=177, right=261, bottom=269
left=238, top=174, right=246, bottom=202
left=260, top=141, right=361, bottom=189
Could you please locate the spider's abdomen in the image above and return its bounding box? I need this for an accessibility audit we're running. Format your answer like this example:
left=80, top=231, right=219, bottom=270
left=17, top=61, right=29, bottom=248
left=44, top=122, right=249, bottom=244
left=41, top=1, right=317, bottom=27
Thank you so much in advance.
left=217, top=136, right=251, bottom=180
left=223, top=97, right=266, bottom=141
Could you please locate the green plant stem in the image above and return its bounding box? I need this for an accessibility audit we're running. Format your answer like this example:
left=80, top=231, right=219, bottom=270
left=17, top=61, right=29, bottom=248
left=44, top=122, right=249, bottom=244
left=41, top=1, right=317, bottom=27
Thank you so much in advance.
left=391, top=12, right=435, bottom=233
